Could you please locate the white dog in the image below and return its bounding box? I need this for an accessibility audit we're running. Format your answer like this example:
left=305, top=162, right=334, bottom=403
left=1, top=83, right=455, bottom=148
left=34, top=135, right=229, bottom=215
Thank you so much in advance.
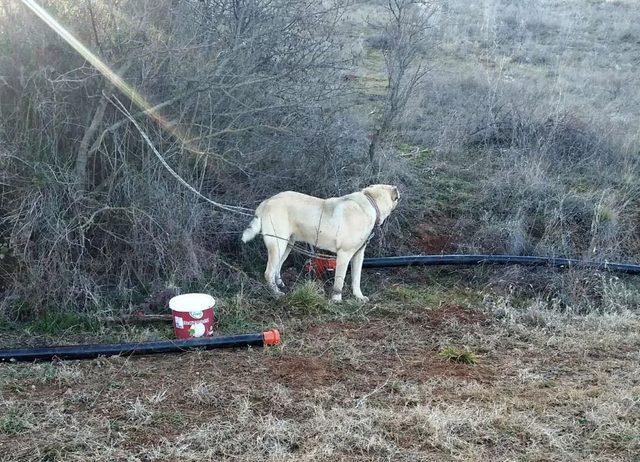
left=241, top=184, right=400, bottom=302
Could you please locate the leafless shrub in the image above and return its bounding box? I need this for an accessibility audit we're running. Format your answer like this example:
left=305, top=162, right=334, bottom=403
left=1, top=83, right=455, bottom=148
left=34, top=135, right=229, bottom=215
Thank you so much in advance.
left=367, top=0, right=436, bottom=163
left=2, top=0, right=640, bottom=320
left=2, top=0, right=401, bottom=317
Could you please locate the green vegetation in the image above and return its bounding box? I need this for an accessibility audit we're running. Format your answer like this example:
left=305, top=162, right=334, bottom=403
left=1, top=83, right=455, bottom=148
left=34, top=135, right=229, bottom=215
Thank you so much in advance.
left=0, top=410, right=30, bottom=435
left=285, top=281, right=328, bottom=314
left=439, top=346, right=479, bottom=365
left=27, top=311, right=98, bottom=336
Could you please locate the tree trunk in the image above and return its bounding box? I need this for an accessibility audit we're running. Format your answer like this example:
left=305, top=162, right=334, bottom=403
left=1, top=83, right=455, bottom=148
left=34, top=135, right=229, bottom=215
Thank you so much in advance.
left=75, top=60, right=131, bottom=190
left=75, top=94, right=109, bottom=189
left=368, top=128, right=381, bottom=164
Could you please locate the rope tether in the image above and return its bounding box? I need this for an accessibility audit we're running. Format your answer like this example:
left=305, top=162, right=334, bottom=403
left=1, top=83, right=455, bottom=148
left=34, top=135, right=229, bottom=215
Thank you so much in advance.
left=110, top=96, right=378, bottom=263
left=110, top=96, right=254, bottom=217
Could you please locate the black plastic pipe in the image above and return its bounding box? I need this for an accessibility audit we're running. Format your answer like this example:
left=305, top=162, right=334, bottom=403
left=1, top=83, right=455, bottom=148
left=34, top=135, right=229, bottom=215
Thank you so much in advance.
left=0, top=329, right=280, bottom=363
left=362, top=254, right=640, bottom=274
left=5, top=254, right=639, bottom=363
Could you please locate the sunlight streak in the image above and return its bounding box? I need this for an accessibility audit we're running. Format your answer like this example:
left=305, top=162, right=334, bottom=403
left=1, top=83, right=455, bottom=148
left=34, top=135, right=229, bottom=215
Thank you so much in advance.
left=20, top=0, right=196, bottom=152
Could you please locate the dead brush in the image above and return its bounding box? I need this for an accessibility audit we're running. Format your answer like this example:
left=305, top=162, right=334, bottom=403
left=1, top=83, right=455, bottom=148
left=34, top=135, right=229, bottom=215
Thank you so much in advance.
left=1, top=0, right=400, bottom=322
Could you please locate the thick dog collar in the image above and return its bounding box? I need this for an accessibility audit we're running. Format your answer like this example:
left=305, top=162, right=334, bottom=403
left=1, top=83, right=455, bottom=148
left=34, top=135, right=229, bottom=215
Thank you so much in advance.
left=363, top=191, right=381, bottom=226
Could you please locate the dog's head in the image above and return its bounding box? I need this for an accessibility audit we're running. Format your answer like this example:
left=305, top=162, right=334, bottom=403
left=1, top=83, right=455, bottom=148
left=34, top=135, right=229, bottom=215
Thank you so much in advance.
left=363, top=184, right=401, bottom=213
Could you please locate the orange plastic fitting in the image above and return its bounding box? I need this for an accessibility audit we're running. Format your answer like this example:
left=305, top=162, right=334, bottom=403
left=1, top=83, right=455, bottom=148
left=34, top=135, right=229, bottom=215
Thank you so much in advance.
left=262, top=329, right=281, bottom=346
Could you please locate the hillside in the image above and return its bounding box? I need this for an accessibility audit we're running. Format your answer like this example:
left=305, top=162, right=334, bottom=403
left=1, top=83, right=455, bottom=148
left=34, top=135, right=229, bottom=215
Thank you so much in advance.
left=1, top=1, right=639, bottom=460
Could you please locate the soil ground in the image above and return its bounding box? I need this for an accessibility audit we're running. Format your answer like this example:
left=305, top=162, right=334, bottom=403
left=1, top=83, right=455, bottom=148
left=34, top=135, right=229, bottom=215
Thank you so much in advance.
left=1, top=270, right=639, bottom=461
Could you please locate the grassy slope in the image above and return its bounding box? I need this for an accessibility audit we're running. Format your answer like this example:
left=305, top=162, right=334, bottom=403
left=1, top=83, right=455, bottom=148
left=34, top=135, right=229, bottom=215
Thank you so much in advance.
left=2, top=0, right=640, bottom=460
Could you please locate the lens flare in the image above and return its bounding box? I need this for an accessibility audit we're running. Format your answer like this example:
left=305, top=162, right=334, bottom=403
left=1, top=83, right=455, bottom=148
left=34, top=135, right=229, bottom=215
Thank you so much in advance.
left=20, top=0, right=198, bottom=153
left=20, top=0, right=258, bottom=214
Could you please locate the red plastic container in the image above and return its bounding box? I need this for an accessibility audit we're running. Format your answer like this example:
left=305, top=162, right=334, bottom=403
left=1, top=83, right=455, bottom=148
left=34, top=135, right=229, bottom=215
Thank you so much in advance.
left=169, top=294, right=215, bottom=339
left=304, top=257, right=337, bottom=278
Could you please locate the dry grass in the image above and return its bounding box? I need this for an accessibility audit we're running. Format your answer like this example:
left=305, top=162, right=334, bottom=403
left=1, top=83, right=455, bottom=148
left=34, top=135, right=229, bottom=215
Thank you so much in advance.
left=397, top=0, right=640, bottom=270
left=1, top=274, right=639, bottom=461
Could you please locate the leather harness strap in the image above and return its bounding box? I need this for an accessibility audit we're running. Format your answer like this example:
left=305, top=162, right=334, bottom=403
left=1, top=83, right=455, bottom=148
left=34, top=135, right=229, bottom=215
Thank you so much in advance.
left=363, top=191, right=381, bottom=227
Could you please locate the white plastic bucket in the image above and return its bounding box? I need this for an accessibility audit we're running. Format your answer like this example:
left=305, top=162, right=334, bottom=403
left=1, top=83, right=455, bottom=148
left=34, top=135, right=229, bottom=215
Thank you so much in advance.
left=169, top=293, right=215, bottom=338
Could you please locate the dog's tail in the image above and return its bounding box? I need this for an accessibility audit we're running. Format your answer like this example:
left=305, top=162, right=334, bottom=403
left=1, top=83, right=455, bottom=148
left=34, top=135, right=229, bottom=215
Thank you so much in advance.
left=241, top=215, right=262, bottom=243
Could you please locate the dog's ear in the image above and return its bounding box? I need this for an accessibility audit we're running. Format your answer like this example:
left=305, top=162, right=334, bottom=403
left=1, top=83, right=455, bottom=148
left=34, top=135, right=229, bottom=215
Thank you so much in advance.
left=391, top=186, right=400, bottom=201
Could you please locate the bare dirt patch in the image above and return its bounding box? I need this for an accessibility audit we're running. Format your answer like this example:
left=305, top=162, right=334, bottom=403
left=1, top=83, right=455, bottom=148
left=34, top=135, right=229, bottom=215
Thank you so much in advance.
left=397, top=351, right=496, bottom=384
left=268, top=354, right=341, bottom=389
left=306, top=320, right=389, bottom=342
left=303, top=316, right=496, bottom=388
left=403, top=303, right=488, bottom=330
left=412, top=222, right=459, bottom=254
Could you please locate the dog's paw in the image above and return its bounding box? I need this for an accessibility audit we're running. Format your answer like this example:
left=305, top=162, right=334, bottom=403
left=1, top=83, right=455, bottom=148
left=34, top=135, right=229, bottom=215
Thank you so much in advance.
left=330, top=294, right=343, bottom=304
left=356, top=296, right=370, bottom=304
left=271, top=289, right=285, bottom=299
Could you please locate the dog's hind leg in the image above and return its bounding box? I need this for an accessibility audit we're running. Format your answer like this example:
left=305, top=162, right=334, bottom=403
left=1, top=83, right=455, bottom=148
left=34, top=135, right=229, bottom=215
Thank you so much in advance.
left=263, top=236, right=287, bottom=297
left=276, top=239, right=294, bottom=289
left=261, top=211, right=291, bottom=297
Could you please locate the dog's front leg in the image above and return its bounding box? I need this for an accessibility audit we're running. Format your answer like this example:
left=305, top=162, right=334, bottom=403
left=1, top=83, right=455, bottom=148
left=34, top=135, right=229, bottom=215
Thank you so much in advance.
left=350, top=246, right=368, bottom=303
left=331, top=250, right=354, bottom=303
